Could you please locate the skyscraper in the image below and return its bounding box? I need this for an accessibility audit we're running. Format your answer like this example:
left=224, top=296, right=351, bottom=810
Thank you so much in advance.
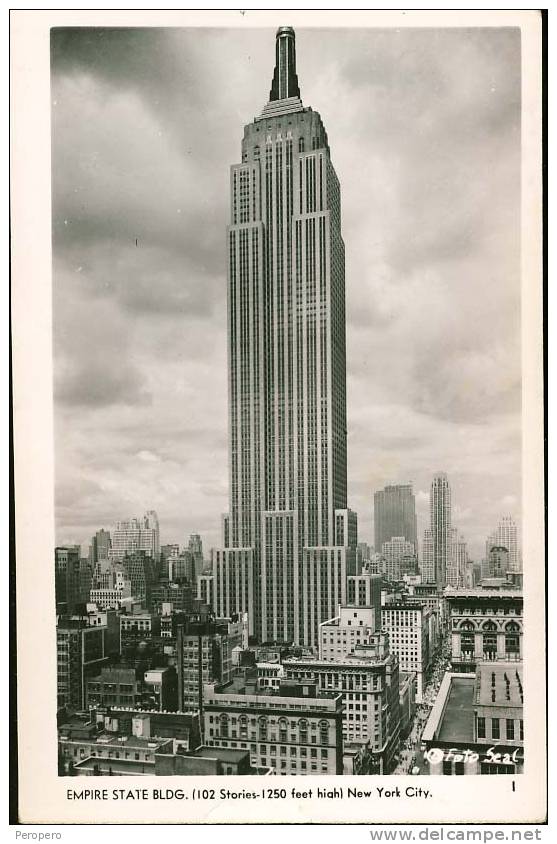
left=109, top=510, right=160, bottom=563
left=486, top=516, right=520, bottom=573
left=421, top=472, right=452, bottom=587
left=382, top=536, right=417, bottom=582
left=88, top=528, right=111, bottom=564
left=447, top=529, right=467, bottom=588
left=374, top=484, right=417, bottom=554
left=215, top=27, right=356, bottom=647
left=187, top=533, right=204, bottom=579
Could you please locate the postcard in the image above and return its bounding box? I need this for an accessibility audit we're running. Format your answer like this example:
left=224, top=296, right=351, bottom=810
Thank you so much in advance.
left=11, top=8, right=546, bottom=825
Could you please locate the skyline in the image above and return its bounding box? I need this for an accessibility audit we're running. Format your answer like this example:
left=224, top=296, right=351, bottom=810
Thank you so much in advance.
left=52, top=26, right=522, bottom=559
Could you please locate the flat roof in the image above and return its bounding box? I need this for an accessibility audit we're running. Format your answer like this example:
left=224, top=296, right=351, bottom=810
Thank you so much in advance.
left=422, top=673, right=476, bottom=745
left=284, top=655, right=390, bottom=669
left=189, top=747, right=248, bottom=762
left=445, top=588, right=522, bottom=599
left=74, top=757, right=154, bottom=774
left=437, top=677, right=475, bottom=744
left=475, top=663, right=523, bottom=707
left=215, top=675, right=339, bottom=701
left=62, top=732, right=168, bottom=749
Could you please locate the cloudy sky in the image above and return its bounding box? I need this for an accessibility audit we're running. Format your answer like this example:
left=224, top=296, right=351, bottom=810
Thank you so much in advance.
left=51, top=25, right=522, bottom=560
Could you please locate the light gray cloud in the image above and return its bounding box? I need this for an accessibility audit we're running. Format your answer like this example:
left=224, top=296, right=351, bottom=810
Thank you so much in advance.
left=52, top=26, right=522, bottom=559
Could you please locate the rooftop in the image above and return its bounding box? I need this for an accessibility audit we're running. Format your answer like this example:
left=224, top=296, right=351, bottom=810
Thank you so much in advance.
left=475, top=663, right=523, bottom=707
left=60, top=730, right=168, bottom=750
left=436, top=677, right=475, bottom=744
left=445, top=588, right=522, bottom=599
left=214, top=674, right=338, bottom=701
left=73, top=757, right=154, bottom=774
left=188, top=747, right=248, bottom=763
left=284, top=653, right=390, bottom=669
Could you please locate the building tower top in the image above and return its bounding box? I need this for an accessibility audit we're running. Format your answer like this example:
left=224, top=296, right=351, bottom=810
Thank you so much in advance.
left=258, top=26, right=304, bottom=121
left=269, top=26, right=300, bottom=101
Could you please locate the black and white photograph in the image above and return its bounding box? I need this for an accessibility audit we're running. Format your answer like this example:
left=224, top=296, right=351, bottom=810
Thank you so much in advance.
left=11, top=8, right=545, bottom=827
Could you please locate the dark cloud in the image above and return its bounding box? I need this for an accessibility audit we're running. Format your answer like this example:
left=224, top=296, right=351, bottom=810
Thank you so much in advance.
left=52, top=26, right=522, bottom=558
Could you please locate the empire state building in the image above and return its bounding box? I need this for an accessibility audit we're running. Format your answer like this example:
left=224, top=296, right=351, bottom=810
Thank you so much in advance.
left=207, top=27, right=357, bottom=648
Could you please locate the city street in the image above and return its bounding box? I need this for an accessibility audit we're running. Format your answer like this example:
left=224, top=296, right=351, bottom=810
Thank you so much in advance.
left=392, top=639, right=452, bottom=774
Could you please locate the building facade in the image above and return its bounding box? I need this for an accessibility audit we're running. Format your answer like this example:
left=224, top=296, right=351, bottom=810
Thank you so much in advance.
left=319, top=606, right=383, bottom=661
left=203, top=675, right=343, bottom=775
left=57, top=620, right=110, bottom=710
left=381, top=604, right=430, bottom=702
left=421, top=473, right=452, bottom=587
left=346, top=572, right=382, bottom=611
left=214, top=26, right=356, bottom=646
left=382, top=536, right=416, bottom=582
left=110, top=511, right=160, bottom=563
left=88, top=529, right=111, bottom=564
left=445, top=588, right=523, bottom=672
left=55, top=546, right=91, bottom=615
left=486, top=516, right=520, bottom=573
left=373, top=484, right=417, bottom=554
left=176, top=615, right=247, bottom=711
left=283, top=648, right=400, bottom=772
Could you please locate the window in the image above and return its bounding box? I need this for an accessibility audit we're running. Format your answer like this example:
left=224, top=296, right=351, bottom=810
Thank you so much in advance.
left=259, top=717, right=268, bottom=740
left=477, top=717, right=486, bottom=739
left=220, top=714, right=229, bottom=738
left=505, top=622, right=520, bottom=655
left=482, top=622, right=498, bottom=658
left=520, top=720, right=524, bottom=741
left=506, top=719, right=515, bottom=741
left=491, top=718, right=500, bottom=740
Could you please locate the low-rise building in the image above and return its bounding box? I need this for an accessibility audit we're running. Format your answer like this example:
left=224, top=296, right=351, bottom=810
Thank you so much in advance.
left=319, top=606, right=385, bottom=661
left=421, top=662, right=523, bottom=775
left=203, top=673, right=344, bottom=775
left=283, top=646, right=400, bottom=773
left=120, top=610, right=161, bottom=649
left=445, top=588, right=523, bottom=672
left=58, top=720, right=172, bottom=776
left=155, top=746, right=271, bottom=776
left=91, top=705, right=201, bottom=751
left=256, top=662, right=284, bottom=691
left=346, top=573, right=382, bottom=612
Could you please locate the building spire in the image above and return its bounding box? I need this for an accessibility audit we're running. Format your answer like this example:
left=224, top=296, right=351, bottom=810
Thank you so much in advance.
left=269, top=26, right=300, bottom=101
left=257, top=26, right=304, bottom=121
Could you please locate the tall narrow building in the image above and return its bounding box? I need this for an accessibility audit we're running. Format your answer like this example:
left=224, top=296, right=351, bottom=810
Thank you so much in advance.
left=421, top=472, right=452, bottom=587
left=214, top=27, right=356, bottom=647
